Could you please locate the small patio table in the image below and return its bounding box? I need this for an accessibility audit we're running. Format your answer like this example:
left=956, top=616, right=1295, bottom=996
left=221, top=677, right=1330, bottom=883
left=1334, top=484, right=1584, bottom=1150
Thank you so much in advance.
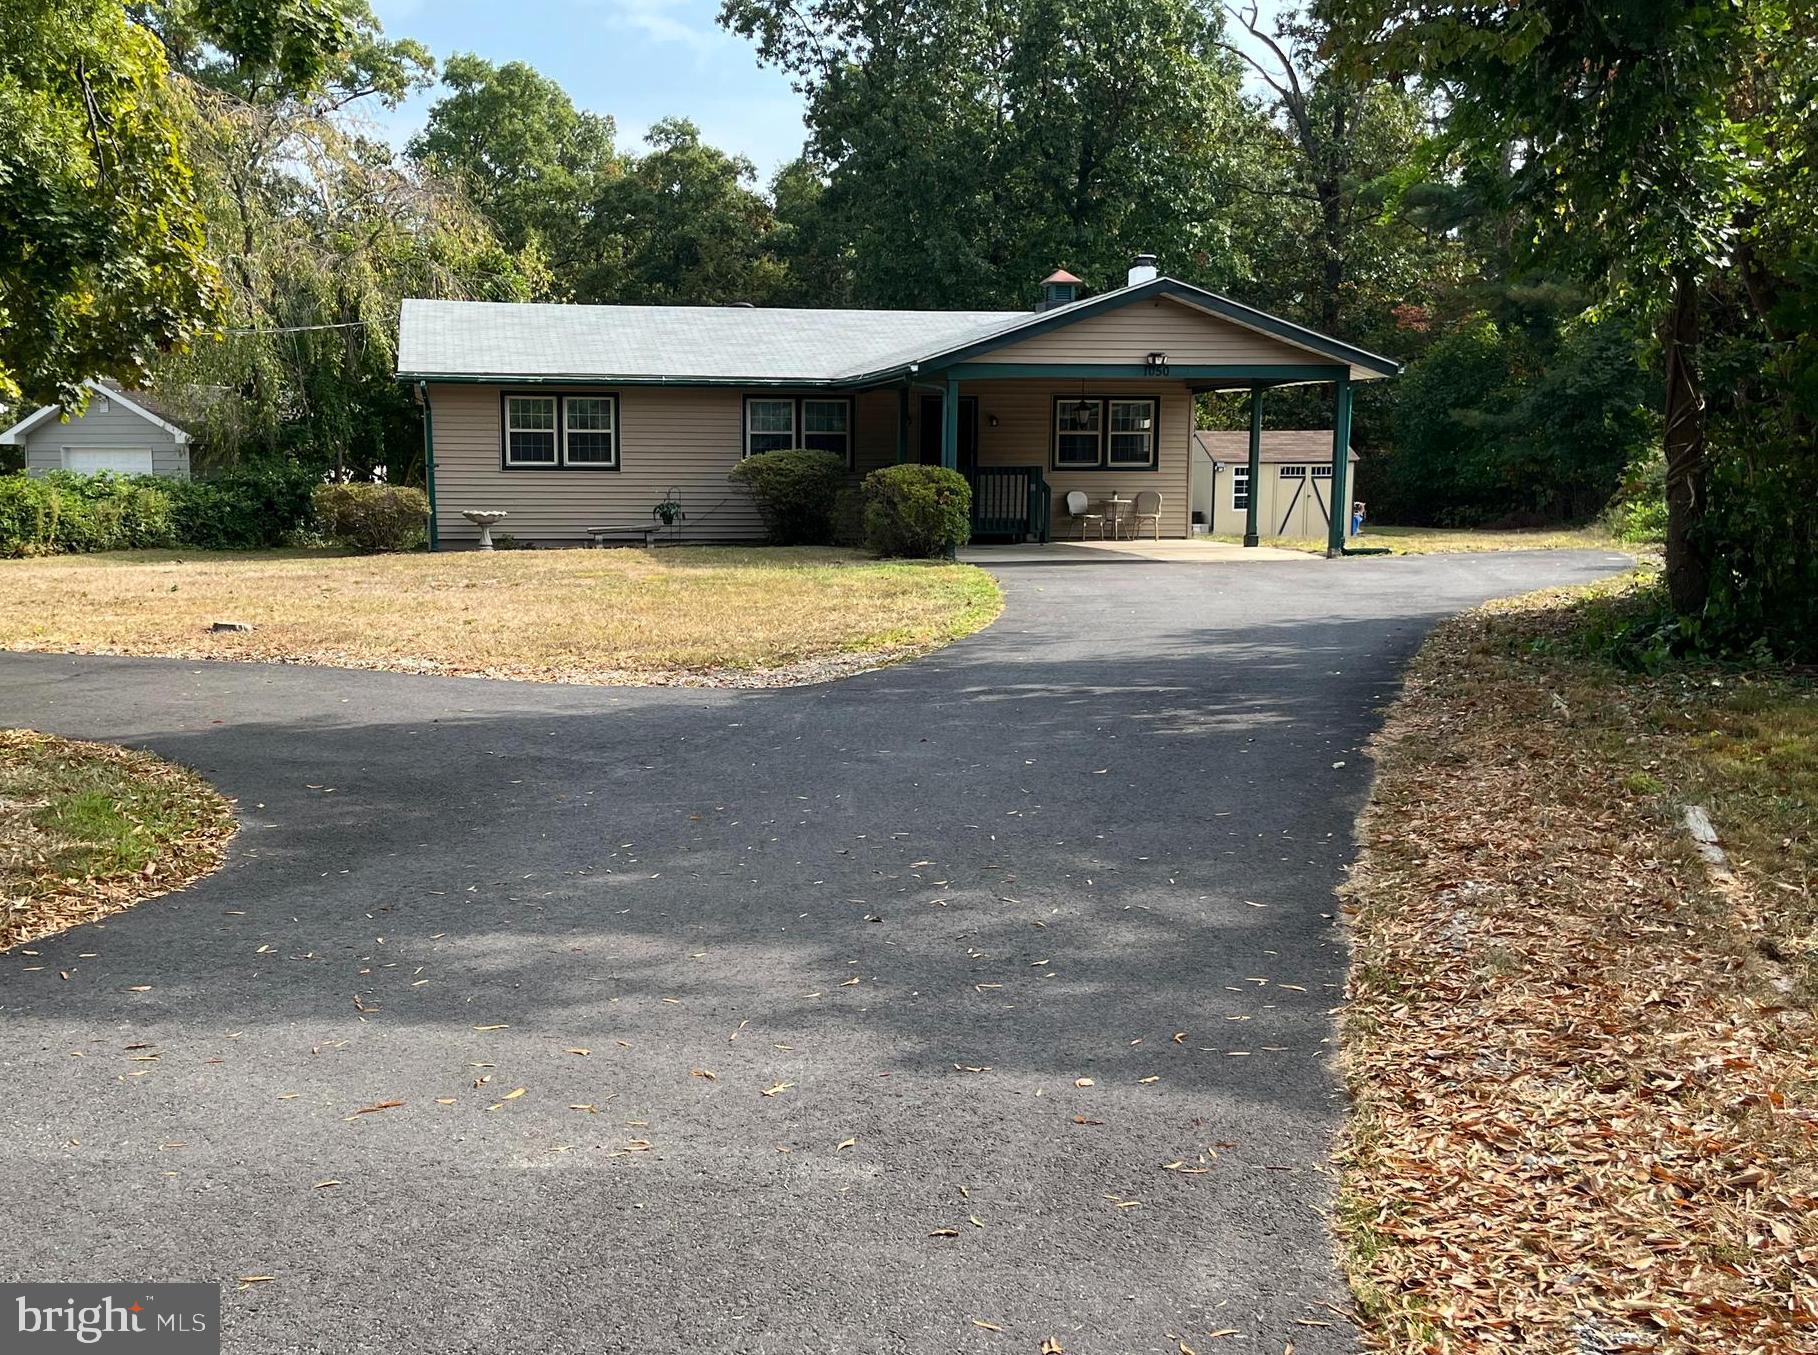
left=1102, top=495, right=1132, bottom=540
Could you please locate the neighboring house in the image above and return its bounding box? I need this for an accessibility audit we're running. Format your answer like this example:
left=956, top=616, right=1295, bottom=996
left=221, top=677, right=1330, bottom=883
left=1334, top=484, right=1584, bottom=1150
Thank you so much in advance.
left=0, top=380, right=194, bottom=479
left=396, top=259, right=1398, bottom=550
left=1193, top=429, right=1362, bottom=540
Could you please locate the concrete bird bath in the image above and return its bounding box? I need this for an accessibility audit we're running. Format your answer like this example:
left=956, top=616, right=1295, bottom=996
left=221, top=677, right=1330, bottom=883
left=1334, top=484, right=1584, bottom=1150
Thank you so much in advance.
left=462, top=509, right=508, bottom=551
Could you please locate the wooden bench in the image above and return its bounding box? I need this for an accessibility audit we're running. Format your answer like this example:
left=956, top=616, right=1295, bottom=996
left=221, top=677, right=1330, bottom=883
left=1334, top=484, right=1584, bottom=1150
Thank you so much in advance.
left=587, top=525, right=662, bottom=548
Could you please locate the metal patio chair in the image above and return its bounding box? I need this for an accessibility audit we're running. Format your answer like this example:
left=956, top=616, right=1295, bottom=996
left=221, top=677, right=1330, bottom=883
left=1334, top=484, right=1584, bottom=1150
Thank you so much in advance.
left=1064, top=490, right=1106, bottom=539
left=1130, top=490, right=1163, bottom=540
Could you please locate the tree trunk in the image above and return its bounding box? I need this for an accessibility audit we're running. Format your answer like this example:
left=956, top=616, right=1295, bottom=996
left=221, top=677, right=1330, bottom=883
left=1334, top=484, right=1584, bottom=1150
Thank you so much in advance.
left=1662, top=268, right=1710, bottom=615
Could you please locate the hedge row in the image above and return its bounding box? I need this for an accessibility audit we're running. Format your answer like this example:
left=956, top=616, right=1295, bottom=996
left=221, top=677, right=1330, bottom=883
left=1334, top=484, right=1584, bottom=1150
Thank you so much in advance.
left=0, top=469, right=426, bottom=556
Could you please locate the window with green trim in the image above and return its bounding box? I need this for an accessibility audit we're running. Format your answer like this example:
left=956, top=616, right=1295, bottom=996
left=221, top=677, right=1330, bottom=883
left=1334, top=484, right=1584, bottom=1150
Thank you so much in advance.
left=564, top=396, right=618, bottom=466
left=505, top=395, right=558, bottom=465
left=1051, top=396, right=1160, bottom=471
left=1054, top=399, right=1102, bottom=466
left=801, top=398, right=850, bottom=458
left=1107, top=399, right=1157, bottom=467
left=745, top=398, right=797, bottom=456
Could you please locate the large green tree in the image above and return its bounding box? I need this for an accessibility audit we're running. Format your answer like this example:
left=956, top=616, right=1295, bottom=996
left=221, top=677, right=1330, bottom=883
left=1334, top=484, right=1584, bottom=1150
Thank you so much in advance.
left=146, top=1, right=535, bottom=478
left=720, top=0, right=1257, bottom=307
left=0, top=0, right=219, bottom=408
left=1322, top=0, right=1813, bottom=623
left=408, top=54, right=619, bottom=292
left=579, top=118, right=788, bottom=305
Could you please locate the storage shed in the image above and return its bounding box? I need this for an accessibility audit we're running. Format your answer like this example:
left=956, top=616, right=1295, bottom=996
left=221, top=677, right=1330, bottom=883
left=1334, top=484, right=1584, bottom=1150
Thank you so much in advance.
left=1191, top=429, right=1360, bottom=541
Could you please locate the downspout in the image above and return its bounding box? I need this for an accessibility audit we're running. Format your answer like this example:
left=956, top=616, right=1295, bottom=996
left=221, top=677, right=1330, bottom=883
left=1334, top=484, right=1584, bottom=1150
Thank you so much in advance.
left=416, top=380, right=439, bottom=551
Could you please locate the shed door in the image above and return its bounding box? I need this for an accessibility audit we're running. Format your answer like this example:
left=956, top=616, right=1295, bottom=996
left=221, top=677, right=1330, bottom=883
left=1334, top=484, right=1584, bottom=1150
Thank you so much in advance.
left=1274, top=464, right=1333, bottom=539
left=65, top=448, right=155, bottom=475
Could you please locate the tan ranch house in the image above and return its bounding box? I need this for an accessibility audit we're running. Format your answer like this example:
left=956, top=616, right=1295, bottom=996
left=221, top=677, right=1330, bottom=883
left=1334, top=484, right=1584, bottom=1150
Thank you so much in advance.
left=396, top=258, right=1398, bottom=553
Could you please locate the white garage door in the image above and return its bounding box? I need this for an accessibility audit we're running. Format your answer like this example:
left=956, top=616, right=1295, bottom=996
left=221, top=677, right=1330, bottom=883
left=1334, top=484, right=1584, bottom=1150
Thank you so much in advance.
left=64, top=448, right=155, bottom=475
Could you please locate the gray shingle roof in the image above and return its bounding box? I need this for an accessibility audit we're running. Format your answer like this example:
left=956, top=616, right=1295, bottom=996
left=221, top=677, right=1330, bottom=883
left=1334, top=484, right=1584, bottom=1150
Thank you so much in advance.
left=397, top=297, right=1036, bottom=383
left=1194, top=429, right=1359, bottom=462
left=396, top=277, right=1402, bottom=384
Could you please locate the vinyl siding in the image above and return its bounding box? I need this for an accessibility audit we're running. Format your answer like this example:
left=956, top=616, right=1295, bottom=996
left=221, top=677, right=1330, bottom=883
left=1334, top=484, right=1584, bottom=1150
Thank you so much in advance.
left=905, top=378, right=1193, bottom=538
left=973, top=297, right=1323, bottom=369
left=430, top=379, right=1194, bottom=544
left=429, top=384, right=902, bottom=545
left=20, top=401, right=189, bottom=479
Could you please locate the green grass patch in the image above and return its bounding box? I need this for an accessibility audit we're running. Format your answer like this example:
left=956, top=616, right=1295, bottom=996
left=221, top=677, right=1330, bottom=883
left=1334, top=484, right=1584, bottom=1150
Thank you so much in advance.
left=1, top=729, right=236, bottom=949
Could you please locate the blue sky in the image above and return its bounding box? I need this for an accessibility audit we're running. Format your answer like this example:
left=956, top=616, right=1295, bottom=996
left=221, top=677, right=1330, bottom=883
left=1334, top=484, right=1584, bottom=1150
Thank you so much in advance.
left=368, top=0, right=811, bottom=179
left=368, top=0, right=1287, bottom=182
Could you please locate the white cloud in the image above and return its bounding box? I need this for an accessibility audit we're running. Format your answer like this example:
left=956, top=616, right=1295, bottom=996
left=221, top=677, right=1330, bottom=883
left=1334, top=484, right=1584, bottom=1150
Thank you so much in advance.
left=592, top=0, right=726, bottom=59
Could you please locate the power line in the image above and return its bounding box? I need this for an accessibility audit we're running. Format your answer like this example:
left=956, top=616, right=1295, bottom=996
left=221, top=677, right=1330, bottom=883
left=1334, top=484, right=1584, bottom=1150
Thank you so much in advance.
left=223, top=319, right=384, bottom=335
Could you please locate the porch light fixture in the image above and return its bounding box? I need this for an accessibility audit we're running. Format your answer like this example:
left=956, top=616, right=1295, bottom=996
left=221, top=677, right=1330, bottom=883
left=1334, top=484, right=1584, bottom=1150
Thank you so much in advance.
left=1144, top=351, right=1170, bottom=376
left=987, top=413, right=999, bottom=428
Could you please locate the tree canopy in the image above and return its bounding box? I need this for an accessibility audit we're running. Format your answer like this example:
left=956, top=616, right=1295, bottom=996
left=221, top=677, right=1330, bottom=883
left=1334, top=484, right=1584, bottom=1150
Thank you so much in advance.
left=0, top=0, right=219, bottom=408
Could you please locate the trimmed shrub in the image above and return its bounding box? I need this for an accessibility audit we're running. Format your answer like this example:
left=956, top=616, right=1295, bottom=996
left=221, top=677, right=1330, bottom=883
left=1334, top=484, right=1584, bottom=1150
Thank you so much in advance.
left=312, top=482, right=430, bottom=553
left=861, top=464, right=971, bottom=558
left=728, top=448, right=848, bottom=545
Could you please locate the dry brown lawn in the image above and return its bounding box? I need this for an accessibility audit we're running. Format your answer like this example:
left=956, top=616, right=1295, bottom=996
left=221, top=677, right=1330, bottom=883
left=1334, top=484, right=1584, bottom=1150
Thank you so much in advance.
left=1337, top=573, right=1817, bottom=1353
left=2, top=729, right=235, bottom=950
left=1214, top=524, right=1624, bottom=555
left=0, top=546, right=1003, bottom=685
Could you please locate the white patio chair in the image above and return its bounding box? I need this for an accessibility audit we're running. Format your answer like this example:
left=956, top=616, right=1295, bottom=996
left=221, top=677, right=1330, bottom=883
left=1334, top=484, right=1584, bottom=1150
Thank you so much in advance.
left=1064, top=490, right=1106, bottom=540
left=1130, top=490, right=1163, bottom=540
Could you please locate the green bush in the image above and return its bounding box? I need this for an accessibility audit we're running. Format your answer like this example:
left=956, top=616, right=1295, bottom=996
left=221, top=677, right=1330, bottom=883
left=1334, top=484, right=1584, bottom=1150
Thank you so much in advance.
left=861, top=464, right=971, bottom=557
left=312, top=482, right=430, bottom=552
left=728, top=448, right=848, bottom=545
left=0, top=473, right=177, bottom=555
left=0, top=463, right=315, bottom=556
left=163, top=463, right=316, bottom=550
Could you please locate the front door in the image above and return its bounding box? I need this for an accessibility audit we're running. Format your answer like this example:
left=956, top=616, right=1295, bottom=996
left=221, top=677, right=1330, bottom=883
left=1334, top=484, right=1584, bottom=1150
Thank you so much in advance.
left=918, top=395, right=978, bottom=473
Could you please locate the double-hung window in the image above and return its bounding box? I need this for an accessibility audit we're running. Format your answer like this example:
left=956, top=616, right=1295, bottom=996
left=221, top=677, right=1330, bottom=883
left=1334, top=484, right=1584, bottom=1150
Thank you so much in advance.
left=745, top=398, right=797, bottom=456
left=504, top=395, right=559, bottom=466
left=564, top=397, right=618, bottom=467
left=744, top=396, right=854, bottom=465
left=1107, top=399, right=1157, bottom=467
left=1054, top=398, right=1103, bottom=467
left=1051, top=395, right=1160, bottom=471
left=502, top=393, right=619, bottom=469
left=1231, top=465, right=1251, bottom=511
left=801, top=399, right=850, bottom=459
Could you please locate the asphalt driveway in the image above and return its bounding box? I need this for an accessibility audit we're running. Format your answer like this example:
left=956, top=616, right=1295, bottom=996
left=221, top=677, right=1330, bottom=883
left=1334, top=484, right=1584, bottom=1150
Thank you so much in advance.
left=0, top=548, right=1630, bottom=1354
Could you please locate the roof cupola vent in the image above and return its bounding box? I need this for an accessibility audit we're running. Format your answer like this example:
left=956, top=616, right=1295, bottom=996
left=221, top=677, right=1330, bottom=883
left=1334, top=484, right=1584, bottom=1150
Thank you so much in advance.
left=1036, top=269, right=1083, bottom=311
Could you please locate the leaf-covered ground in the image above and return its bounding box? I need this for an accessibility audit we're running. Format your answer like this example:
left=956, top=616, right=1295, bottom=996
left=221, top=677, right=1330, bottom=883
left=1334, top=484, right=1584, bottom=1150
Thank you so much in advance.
left=1, top=729, right=236, bottom=950
left=1337, top=576, right=1817, bottom=1353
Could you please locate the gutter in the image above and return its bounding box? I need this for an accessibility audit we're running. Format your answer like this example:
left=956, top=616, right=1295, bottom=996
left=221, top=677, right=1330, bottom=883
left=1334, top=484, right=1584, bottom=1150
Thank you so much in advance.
left=415, top=380, right=438, bottom=551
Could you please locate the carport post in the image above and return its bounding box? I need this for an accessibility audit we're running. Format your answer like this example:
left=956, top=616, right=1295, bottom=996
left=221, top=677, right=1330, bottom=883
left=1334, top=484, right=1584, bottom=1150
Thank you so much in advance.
left=941, top=374, right=960, bottom=471
left=1243, top=387, right=1263, bottom=548
left=896, top=383, right=911, bottom=464
left=1326, top=376, right=1353, bottom=558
